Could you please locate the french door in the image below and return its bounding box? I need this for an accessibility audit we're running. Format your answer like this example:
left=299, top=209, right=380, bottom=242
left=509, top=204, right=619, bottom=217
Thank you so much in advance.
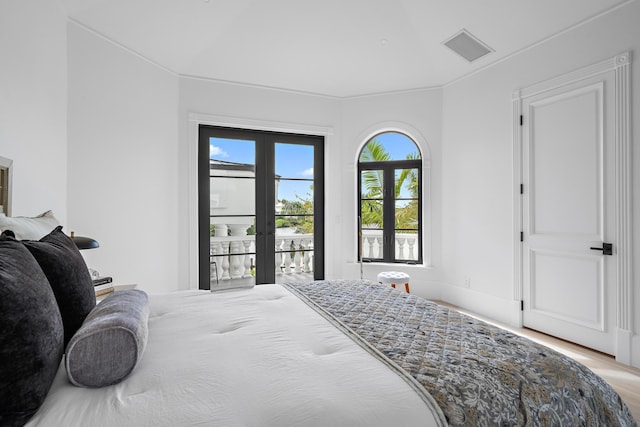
left=198, top=126, right=324, bottom=289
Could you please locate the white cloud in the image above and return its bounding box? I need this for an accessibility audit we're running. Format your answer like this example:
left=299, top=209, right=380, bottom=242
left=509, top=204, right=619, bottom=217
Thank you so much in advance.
left=301, top=167, right=314, bottom=176
left=210, top=144, right=228, bottom=158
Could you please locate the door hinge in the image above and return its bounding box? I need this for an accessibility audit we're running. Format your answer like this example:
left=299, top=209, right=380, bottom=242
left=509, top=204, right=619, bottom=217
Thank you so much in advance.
left=521, top=300, right=524, bottom=311
left=520, top=232, right=524, bottom=242
left=520, top=115, right=523, bottom=126
left=520, top=184, right=524, bottom=194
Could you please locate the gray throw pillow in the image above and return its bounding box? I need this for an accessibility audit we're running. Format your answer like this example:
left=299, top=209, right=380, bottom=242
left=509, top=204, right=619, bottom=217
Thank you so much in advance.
left=23, top=226, right=96, bottom=346
left=65, top=289, right=149, bottom=388
left=0, top=233, right=64, bottom=426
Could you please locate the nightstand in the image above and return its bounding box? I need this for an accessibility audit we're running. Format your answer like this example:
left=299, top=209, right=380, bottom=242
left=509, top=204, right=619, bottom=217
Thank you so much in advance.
left=96, top=284, right=138, bottom=302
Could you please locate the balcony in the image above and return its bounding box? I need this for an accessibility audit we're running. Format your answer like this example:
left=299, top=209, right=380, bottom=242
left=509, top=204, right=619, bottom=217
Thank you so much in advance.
left=209, top=226, right=418, bottom=288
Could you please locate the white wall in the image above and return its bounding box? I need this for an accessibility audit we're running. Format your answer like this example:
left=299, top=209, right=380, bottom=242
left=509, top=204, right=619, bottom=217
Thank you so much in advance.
left=67, top=23, right=180, bottom=293
left=441, top=1, right=640, bottom=357
left=0, top=0, right=68, bottom=221
left=340, top=89, right=444, bottom=300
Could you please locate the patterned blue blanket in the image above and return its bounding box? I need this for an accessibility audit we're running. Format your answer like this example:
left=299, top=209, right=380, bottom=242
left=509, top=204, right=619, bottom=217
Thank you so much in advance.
left=283, top=280, right=637, bottom=426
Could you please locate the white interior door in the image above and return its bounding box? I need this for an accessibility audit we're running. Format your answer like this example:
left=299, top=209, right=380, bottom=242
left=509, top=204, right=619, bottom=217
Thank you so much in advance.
left=521, top=73, right=616, bottom=355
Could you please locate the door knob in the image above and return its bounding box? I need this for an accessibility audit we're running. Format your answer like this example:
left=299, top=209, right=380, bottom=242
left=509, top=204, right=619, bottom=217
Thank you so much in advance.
left=589, top=243, right=613, bottom=256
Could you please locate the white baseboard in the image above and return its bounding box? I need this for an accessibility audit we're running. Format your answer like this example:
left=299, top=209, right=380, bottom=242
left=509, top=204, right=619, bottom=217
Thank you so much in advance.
left=439, top=284, right=521, bottom=328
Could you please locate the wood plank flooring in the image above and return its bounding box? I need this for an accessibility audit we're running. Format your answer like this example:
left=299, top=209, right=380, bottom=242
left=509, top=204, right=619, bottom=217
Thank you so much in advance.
left=434, top=301, right=640, bottom=422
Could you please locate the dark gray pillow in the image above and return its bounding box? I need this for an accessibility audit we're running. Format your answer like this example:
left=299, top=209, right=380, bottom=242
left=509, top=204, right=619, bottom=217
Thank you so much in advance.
left=0, top=233, right=64, bottom=426
left=66, top=289, right=149, bottom=388
left=23, top=226, right=96, bottom=346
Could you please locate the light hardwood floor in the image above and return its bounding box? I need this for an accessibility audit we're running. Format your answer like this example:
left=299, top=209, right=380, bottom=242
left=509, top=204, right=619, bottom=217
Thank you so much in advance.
left=435, top=301, right=640, bottom=421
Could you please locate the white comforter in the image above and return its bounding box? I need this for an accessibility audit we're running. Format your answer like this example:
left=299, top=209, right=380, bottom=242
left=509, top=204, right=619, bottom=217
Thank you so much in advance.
left=28, top=285, right=441, bottom=426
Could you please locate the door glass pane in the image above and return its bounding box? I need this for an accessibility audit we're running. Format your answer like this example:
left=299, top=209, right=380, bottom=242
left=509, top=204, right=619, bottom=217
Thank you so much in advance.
left=360, top=169, right=384, bottom=260
left=274, top=142, right=314, bottom=282
left=395, top=168, right=419, bottom=262
left=209, top=137, right=256, bottom=289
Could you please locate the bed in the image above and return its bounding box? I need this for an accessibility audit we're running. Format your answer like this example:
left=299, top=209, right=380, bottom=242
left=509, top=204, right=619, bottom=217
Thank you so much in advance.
left=0, top=215, right=636, bottom=426
left=24, top=281, right=640, bottom=426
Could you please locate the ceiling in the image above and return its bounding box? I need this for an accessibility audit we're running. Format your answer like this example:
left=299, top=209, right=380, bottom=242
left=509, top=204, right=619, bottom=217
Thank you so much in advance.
left=61, top=0, right=629, bottom=98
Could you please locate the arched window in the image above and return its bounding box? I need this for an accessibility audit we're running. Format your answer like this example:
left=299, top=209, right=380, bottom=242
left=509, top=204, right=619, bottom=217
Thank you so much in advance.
left=358, top=131, right=422, bottom=264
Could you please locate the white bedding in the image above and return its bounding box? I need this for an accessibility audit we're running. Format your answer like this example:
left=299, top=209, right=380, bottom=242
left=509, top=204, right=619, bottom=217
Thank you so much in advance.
left=28, top=285, right=441, bottom=426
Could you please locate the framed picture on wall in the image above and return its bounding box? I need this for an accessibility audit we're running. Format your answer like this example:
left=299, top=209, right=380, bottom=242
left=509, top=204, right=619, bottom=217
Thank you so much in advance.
left=0, top=156, right=13, bottom=215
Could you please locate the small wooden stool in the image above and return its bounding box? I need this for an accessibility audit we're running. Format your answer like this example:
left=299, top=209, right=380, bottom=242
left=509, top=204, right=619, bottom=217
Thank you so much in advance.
left=377, top=271, right=410, bottom=294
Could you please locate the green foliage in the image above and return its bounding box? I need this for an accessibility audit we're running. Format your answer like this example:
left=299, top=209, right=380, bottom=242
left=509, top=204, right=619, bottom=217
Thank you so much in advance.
left=279, top=189, right=314, bottom=234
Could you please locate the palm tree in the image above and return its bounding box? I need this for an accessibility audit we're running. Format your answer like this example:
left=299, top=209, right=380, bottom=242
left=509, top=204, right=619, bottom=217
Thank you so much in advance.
left=360, top=139, right=418, bottom=229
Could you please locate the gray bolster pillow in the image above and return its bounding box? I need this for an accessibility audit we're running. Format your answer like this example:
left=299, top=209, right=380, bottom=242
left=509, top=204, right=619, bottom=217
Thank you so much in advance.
left=65, top=289, right=149, bottom=388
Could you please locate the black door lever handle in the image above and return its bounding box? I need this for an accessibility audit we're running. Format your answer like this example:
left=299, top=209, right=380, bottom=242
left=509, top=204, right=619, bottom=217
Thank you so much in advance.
left=590, top=243, right=613, bottom=256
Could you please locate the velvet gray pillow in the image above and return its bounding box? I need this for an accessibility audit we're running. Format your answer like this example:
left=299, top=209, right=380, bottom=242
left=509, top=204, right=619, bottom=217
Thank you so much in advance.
left=66, top=289, right=149, bottom=388
left=23, top=226, right=96, bottom=346
left=0, top=233, right=64, bottom=426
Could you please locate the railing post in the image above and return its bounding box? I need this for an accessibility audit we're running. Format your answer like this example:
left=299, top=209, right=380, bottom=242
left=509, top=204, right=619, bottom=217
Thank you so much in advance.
left=275, top=238, right=283, bottom=275
left=397, top=237, right=406, bottom=259
left=220, top=243, right=230, bottom=280
left=407, top=236, right=416, bottom=260
left=242, top=240, right=252, bottom=278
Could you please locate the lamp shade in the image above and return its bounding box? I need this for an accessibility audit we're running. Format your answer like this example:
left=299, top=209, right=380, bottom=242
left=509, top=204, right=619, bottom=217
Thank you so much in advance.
left=71, top=236, right=99, bottom=250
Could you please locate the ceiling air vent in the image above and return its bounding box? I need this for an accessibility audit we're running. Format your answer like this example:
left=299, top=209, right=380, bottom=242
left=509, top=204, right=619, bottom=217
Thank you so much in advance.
left=443, top=29, right=494, bottom=62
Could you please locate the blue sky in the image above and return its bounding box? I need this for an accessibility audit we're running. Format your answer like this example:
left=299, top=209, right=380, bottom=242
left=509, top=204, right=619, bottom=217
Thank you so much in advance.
left=209, top=132, right=418, bottom=201
left=367, top=132, right=420, bottom=160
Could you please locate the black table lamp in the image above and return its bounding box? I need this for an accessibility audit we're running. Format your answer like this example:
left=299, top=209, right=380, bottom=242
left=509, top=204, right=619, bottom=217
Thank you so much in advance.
left=70, top=231, right=100, bottom=250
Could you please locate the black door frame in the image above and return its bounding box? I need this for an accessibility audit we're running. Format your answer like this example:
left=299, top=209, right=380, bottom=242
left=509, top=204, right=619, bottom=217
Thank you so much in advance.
left=198, top=125, right=324, bottom=289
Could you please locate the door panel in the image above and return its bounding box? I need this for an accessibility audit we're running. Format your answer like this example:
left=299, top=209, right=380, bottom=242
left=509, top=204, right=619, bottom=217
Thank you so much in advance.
left=530, top=251, right=603, bottom=329
left=522, top=74, right=615, bottom=354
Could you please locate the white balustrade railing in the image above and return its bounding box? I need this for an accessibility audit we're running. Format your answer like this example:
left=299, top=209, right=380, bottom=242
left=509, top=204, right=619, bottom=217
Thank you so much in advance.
left=210, top=226, right=418, bottom=283
left=210, top=232, right=314, bottom=282
left=360, top=230, right=419, bottom=261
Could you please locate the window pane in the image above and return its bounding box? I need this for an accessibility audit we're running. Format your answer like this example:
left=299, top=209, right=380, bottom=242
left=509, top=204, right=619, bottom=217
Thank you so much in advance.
left=394, top=230, right=419, bottom=262
left=275, top=143, right=313, bottom=178
left=361, top=200, right=383, bottom=230
left=361, top=170, right=384, bottom=199
left=395, top=199, right=418, bottom=231
left=210, top=176, right=255, bottom=217
left=275, top=215, right=313, bottom=235
left=359, top=132, right=420, bottom=162
left=395, top=168, right=418, bottom=200
left=361, top=229, right=383, bottom=259
left=209, top=137, right=255, bottom=165
left=276, top=179, right=313, bottom=214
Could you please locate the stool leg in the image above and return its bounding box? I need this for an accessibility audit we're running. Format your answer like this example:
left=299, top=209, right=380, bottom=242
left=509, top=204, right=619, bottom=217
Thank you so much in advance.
left=405, top=283, right=410, bottom=293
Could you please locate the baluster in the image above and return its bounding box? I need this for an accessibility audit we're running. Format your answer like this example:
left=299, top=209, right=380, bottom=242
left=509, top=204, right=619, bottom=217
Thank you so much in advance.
left=275, top=238, right=283, bottom=275
left=397, top=237, right=406, bottom=260
left=407, top=237, right=416, bottom=260
left=242, top=240, right=252, bottom=278
left=228, top=241, right=241, bottom=279
left=302, top=240, right=310, bottom=273
left=221, top=243, right=231, bottom=280
left=376, top=236, right=383, bottom=259
left=282, top=239, right=293, bottom=274
left=211, top=241, right=223, bottom=282
left=366, top=236, right=375, bottom=258
left=293, top=240, right=302, bottom=273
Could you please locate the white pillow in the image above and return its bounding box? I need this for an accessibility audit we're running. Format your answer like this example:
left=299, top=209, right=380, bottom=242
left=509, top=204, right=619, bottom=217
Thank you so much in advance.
left=0, top=210, right=60, bottom=240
